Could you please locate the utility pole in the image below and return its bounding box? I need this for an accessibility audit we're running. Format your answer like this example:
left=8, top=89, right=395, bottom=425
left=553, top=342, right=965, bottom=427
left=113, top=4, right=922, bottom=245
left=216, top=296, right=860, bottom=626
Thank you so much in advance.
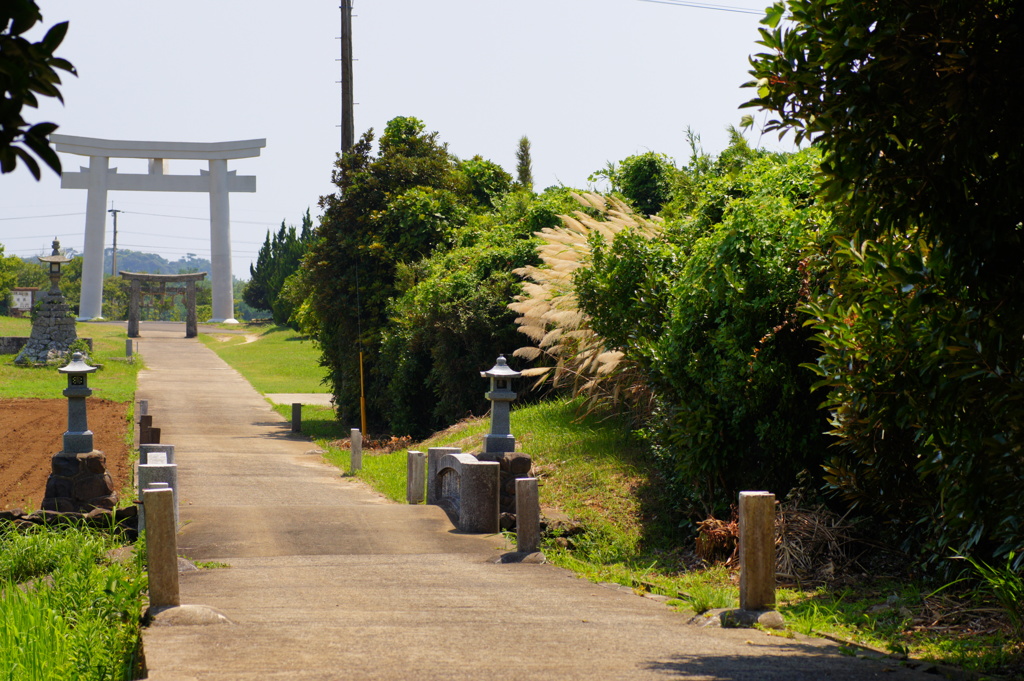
left=339, top=0, right=354, bottom=153
left=108, top=203, right=122, bottom=276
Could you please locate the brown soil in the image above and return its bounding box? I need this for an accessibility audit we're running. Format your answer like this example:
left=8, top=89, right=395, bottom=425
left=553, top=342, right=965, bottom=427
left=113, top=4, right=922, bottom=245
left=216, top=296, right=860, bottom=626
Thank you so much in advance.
left=0, top=398, right=132, bottom=511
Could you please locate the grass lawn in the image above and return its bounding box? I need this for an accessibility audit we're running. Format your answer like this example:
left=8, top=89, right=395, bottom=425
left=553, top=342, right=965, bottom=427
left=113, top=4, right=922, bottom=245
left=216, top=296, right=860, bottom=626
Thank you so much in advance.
left=197, top=325, right=327, bottom=394
left=0, top=317, right=141, bottom=403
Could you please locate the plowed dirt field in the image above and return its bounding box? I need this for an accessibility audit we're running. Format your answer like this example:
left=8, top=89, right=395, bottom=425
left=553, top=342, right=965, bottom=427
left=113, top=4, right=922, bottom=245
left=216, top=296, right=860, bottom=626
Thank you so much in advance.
left=0, top=399, right=131, bottom=511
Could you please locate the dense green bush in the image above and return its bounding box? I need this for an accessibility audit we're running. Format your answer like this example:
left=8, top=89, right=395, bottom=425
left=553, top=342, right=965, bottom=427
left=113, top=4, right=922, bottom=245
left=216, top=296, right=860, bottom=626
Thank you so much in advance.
left=573, top=145, right=831, bottom=517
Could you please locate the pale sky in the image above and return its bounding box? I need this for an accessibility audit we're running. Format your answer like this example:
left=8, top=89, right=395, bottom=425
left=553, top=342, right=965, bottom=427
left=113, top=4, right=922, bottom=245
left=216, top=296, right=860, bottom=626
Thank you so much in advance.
left=1, top=0, right=775, bottom=280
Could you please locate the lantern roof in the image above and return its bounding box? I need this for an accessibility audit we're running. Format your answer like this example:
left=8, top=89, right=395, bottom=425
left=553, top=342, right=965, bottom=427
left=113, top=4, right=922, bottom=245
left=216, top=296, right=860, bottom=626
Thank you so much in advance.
left=480, top=354, right=521, bottom=379
left=59, top=352, right=97, bottom=375
left=37, top=238, right=72, bottom=266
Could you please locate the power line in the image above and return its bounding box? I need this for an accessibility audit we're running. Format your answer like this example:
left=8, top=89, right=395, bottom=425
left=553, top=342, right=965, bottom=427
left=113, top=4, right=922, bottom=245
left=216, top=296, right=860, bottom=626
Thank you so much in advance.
left=637, top=0, right=763, bottom=15
left=0, top=212, right=85, bottom=221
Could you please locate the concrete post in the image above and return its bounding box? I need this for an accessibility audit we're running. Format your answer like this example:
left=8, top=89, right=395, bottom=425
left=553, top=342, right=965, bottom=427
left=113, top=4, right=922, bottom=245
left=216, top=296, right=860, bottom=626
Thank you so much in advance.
left=459, top=461, right=500, bottom=534
left=427, top=447, right=462, bottom=505
left=125, top=339, right=133, bottom=358
left=127, top=279, right=141, bottom=337
left=185, top=280, right=198, bottom=337
left=350, top=428, right=362, bottom=472
left=139, top=414, right=154, bottom=445
left=78, top=154, right=109, bottom=321
left=138, top=462, right=178, bottom=529
left=139, top=443, right=175, bottom=465
left=138, top=399, right=148, bottom=416
left=291, top=403, right=302, bottom=433
left=406, top=450, right=426, bottom=504
left=143, top=486, right=180, bottom=608
left=515, top=477, right=541, bottom=553
left=739, top=491, right=776, bottom=611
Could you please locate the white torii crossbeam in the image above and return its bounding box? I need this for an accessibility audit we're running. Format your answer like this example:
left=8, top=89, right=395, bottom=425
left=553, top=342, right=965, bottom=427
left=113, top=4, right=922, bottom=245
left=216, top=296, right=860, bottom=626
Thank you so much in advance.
left=51, top=134, right=266, bottom=323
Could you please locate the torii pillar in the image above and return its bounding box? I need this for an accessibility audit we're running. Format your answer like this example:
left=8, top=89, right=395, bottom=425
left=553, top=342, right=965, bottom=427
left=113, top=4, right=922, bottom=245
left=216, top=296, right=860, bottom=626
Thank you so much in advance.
left=51, top=135, right=266, bottom=323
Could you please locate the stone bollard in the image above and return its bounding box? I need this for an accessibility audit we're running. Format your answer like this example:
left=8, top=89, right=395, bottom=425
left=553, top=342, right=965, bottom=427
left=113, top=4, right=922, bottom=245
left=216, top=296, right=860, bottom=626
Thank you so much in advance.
left=143, top=485, right=180, bottom=609
left=291, top=403, right=302, bottom=433
left=350, top=428, right=362, bottom=472
left=139, top=443, right=175, bottom=465
left=125, top=338, right=133, bottom=358
left=515, top=477, right=541, bottom=553
left=426, top=447, right=462, bottom=505
left=406, top=450, right=426, bottom=504
left=460, top=461, right=500, bottom=534
left=139, top=414, right=154, bottom=444
left=138, top=399, right=148, bottom=416
left=138, top=461, right=178, bottom=530
left=739, top=491, right=776, bottom=611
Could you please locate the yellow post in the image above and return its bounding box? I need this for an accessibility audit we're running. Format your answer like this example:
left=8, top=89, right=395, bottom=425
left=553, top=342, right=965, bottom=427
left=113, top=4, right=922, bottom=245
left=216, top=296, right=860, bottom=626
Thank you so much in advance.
left=359, top=351, right=368, bottom=435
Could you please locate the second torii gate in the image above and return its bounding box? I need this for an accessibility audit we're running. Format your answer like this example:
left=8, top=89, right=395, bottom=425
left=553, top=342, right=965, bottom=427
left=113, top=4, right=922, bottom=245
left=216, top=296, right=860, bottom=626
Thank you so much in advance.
left=52, top=134, right=266, bottom=323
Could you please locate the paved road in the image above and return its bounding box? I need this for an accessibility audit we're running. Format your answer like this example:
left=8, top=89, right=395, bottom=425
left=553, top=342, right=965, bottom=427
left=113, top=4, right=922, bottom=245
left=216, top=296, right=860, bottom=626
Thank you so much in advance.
left=134, top=324, right=933, bottom=680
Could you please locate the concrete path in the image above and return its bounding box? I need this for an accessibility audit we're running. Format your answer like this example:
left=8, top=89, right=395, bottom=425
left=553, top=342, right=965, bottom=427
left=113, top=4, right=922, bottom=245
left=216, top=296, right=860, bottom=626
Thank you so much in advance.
left=134, top=325, right=932, bottom=680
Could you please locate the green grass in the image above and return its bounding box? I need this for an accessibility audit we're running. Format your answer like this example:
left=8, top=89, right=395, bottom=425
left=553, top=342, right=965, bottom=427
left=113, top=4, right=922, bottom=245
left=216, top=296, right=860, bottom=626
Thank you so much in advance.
left=197, top=325, right=328, bottom=394
left=0, top=523, right=146, bottom=680
left=0, top=317, right=141, bottom=403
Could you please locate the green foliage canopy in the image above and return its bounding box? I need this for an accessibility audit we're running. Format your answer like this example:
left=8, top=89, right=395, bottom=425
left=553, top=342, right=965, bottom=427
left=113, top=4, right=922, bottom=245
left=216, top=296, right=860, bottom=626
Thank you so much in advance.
left=746, top=0, right=1024, bottom=564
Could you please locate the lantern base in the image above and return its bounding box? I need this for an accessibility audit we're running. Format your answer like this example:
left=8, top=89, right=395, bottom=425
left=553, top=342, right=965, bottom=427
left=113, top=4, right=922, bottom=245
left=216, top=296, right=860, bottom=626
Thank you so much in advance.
left=41, top=450, right=118, bottom=513
left=482, top=433, right=516, bottom=455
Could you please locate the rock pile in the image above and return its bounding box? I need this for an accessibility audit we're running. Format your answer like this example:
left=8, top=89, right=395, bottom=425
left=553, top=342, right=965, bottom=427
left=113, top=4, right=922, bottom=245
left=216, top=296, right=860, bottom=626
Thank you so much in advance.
left=14, top=290, right=80, bottom=365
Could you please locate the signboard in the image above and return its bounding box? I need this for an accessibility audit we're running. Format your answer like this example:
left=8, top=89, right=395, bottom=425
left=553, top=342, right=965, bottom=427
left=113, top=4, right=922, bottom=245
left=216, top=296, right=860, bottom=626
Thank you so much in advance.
left=11, top=288, right=37, bottom=312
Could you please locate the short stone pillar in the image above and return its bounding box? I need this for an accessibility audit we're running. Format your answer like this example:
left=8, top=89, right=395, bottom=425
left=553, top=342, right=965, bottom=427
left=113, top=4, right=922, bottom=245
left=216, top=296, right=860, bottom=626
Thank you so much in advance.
left=138, top=461, right=179, bottom=529
left=459, top=460, right=500, bottom=534
left=291, top=403, right=302, bottom=433
left=350, top=428, right=362, bottom=472
left=515, top=478, right=541, bottom=553
left=41, top=352, right=118, bottom=512
left=739, top=491, right=776, bottom=611
left=480, top=355, right=521, bottom=455
left=143, top=485, right=180, bottom=609
left=427, top=447, right=462, bottom=505
left=406, top=450, right=426, bottom=504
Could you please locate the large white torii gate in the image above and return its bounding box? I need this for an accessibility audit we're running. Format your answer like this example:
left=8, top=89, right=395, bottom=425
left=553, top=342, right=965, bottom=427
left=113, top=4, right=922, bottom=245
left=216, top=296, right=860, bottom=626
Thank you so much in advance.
left=51, top=134, right=266, bottom=323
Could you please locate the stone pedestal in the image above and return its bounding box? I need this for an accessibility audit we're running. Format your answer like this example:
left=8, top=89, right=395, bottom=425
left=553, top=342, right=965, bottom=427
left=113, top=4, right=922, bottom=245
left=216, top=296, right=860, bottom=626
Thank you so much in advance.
left=41, top=451, right=118, bottom=512
left=478, top=451, right=533, bottom=525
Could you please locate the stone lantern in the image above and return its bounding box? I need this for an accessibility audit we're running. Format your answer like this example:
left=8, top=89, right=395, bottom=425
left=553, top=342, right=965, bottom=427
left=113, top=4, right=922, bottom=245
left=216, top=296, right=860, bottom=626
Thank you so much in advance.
left=59, top=352, right=98, bottom=454
left=41, top=352, right=118, bottom=512
left=480, top=355, right=521, bottom=455
left=14, top=239, right=79, bottom=365
left=38, top=238, right=72, bottom=293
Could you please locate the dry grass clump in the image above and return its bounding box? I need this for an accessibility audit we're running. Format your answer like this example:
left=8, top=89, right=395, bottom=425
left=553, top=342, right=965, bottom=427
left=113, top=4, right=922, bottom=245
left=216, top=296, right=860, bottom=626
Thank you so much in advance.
left=509, top=192, right=661, bottom=414
left=693, top=502, right=858, bottom=586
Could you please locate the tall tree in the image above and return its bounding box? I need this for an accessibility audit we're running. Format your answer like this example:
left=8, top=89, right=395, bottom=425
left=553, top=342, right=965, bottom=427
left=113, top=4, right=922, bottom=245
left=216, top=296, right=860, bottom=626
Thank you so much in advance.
left=515, top=135, right=533, bottom=191
left=243, top=210, right=313, bottom=325
left=306, top=117, right=469, bottom=429
left=746, top=0, right=1024, bottom=564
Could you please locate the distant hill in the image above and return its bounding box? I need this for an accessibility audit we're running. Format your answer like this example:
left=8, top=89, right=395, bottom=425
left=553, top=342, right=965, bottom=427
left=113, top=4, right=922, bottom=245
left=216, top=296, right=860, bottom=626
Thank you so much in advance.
left=19, top=249, right=213, bottom=276
left=106, top=249, right=213, bottom=275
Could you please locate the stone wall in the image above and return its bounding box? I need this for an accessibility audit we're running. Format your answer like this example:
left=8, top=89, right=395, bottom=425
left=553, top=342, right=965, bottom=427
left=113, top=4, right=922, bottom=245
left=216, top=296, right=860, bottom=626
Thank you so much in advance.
left=1, top=336, right=92, bottom=355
